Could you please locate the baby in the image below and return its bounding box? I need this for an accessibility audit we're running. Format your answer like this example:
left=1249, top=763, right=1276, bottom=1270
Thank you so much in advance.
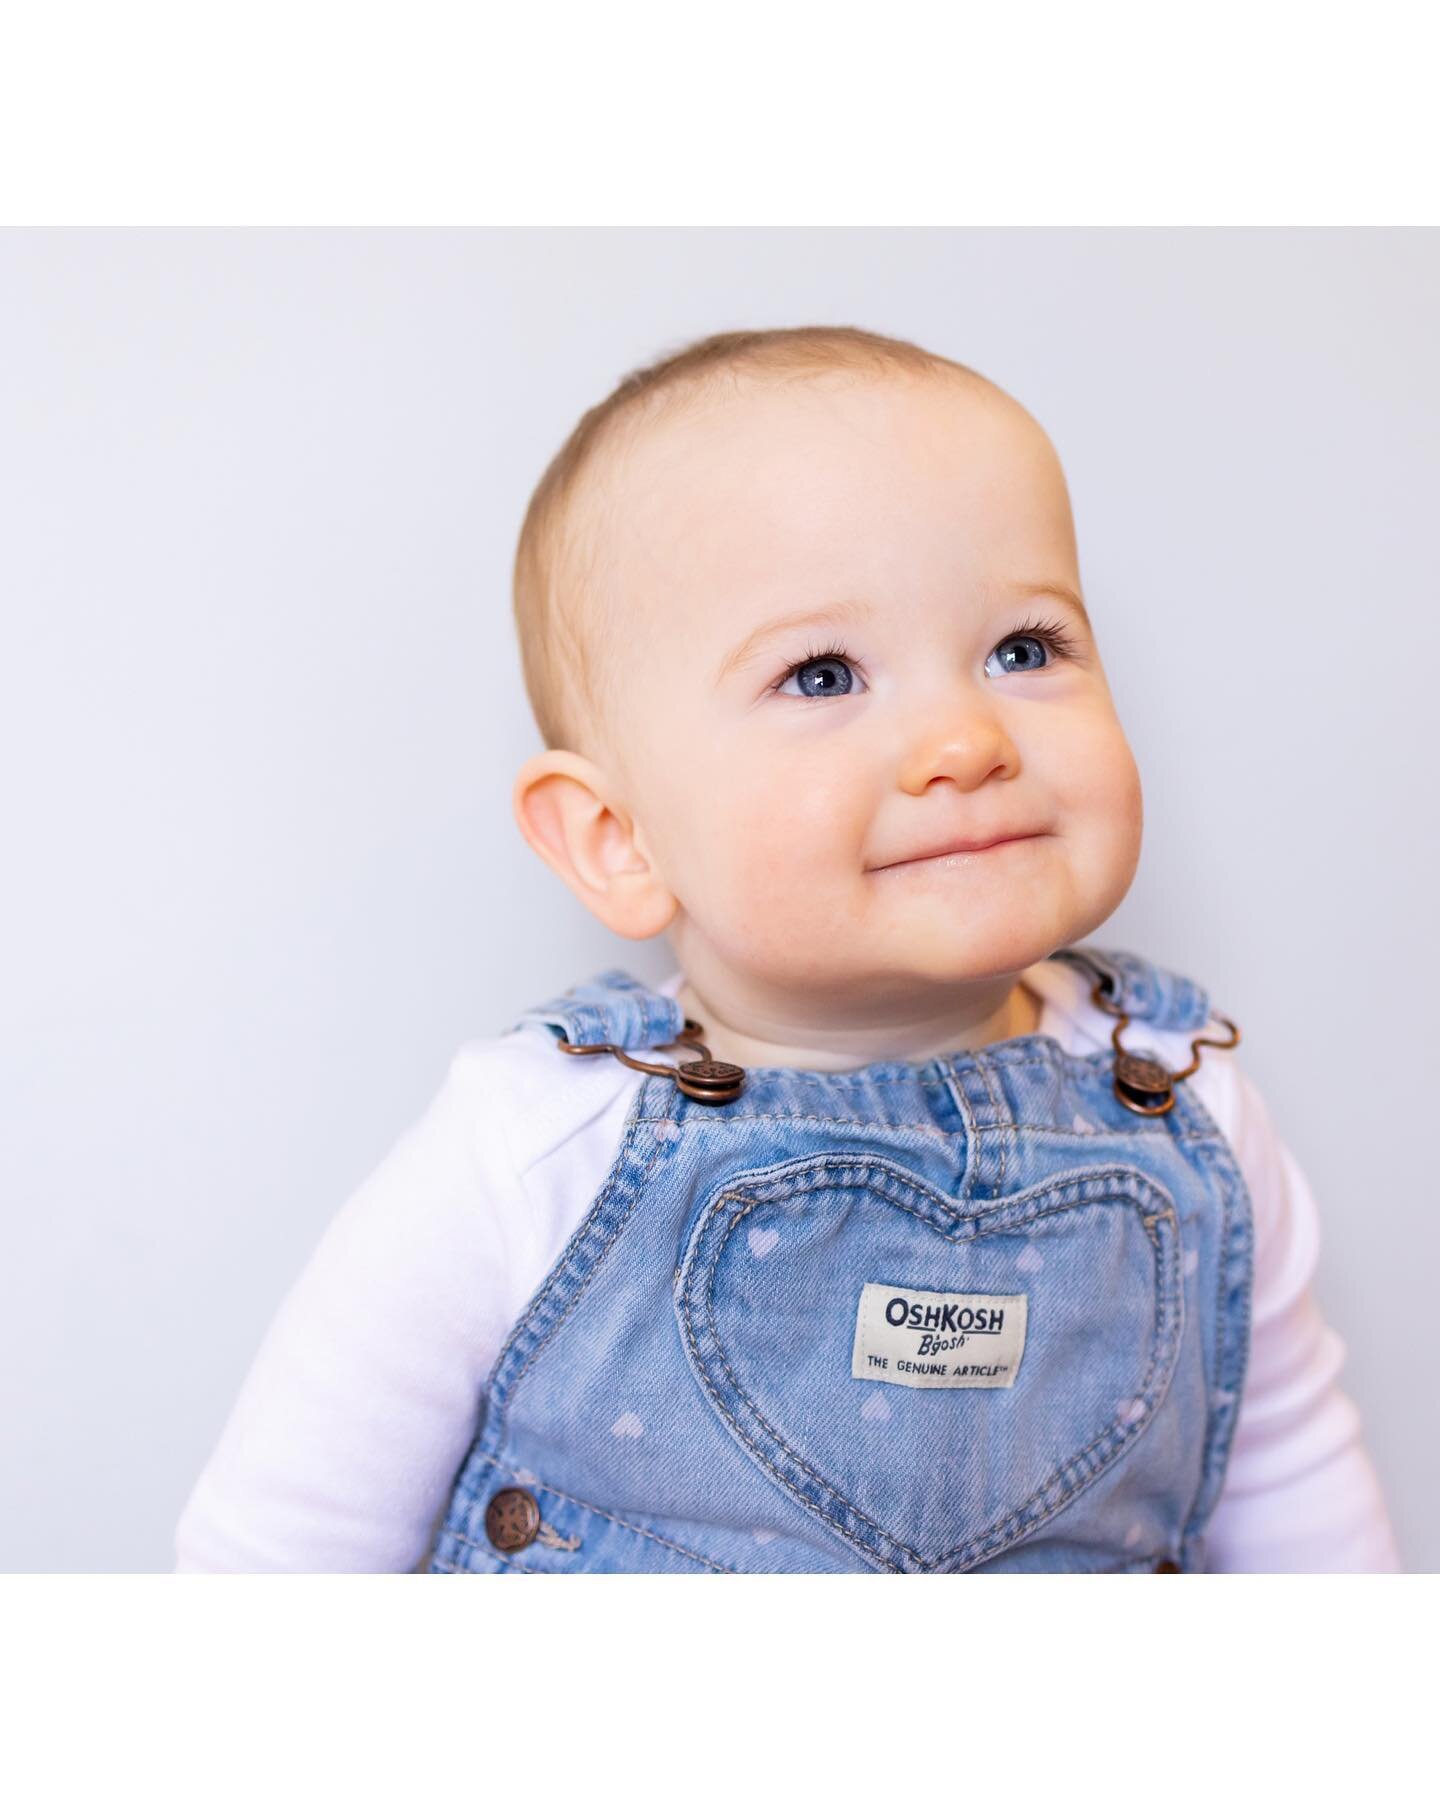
left=174, top=324, right=1401, bottom=1573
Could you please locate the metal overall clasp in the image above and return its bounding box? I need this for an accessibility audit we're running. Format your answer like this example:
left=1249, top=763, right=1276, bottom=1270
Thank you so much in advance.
left=554, top=967, right=1241, bottom=1118
left=554, top=1018, right=746, bottom=1106
left=1084, top=973, right=1242, bottom=1116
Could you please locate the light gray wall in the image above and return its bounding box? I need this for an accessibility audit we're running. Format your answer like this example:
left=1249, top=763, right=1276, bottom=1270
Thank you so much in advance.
left=2, top=229, right=1434, bottom=1571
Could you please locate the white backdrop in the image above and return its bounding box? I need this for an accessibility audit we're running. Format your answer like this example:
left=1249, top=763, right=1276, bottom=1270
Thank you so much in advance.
left=2, top=228, right=1435, bottom=1571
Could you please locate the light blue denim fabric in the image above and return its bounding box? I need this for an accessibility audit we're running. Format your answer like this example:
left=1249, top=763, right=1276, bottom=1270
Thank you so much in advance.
left=424, top=943, right=1252, bottom=1573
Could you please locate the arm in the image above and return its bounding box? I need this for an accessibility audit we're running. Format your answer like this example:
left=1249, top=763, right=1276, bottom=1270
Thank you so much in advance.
left=1201, top=1062, right=1401, bottom=1573
left=173, top=1047, right=518, bottom=1572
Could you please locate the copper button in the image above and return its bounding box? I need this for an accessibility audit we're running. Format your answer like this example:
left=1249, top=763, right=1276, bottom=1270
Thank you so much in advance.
left=485, top=1487, right=541, bottom=1553
left=1153, top=1557, right=1181, bottom=1573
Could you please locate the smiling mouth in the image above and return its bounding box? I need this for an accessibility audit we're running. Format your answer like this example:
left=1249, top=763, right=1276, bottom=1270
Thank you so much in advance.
left=870, top=833, right=1046, bottom=872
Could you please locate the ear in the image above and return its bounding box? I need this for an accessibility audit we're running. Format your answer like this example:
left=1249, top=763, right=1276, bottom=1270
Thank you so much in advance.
left=511, top=750, right=678, bottom=941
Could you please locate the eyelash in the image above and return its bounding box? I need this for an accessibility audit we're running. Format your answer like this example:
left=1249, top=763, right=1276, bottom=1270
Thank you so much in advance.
left=767, top=614, right=1083, bottom=697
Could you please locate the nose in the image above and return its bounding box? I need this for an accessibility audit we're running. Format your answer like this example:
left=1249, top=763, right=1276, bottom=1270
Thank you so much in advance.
left=896, top=697, right=1021, bottom=796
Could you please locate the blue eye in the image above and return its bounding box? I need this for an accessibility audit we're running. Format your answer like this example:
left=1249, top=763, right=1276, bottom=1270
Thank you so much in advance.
left=773, top=643, right=859, bottom=700
left=984, top=618, right=1080, bottom=678
left=771, top=614, right=1081, bottom=701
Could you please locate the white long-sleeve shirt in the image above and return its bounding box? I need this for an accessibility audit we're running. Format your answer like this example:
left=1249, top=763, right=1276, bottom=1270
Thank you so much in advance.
left=172, top=959, right=1402, bottom=1573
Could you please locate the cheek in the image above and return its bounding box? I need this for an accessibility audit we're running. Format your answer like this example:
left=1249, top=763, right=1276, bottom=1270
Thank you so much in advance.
left=685, top=752, right=869, bottom=933
left=725, top=762, right=858, bottom=877
left=1051, top=717, right=1144, bottom=861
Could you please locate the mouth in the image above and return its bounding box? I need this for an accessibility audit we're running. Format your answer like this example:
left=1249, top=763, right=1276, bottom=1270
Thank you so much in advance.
left=869, top=832, right=1046, bottom=872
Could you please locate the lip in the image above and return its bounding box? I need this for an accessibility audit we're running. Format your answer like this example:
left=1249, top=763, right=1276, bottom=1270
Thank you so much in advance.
left=870, top=832, right=1045, bottom=871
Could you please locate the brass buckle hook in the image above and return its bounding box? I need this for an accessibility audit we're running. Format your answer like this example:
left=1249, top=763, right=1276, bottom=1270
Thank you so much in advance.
left=1085, top=975, right=1241, bottom=1116
left=555, top=1018, right=746, bottom=1106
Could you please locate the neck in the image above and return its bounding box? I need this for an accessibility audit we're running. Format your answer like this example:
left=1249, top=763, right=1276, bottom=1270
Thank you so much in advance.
left=672, top=972, right=1045, bottom=1073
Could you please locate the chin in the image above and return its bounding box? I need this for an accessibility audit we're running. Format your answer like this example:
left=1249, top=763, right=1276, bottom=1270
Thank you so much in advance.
left=872, top=922, right=1061, bottom=981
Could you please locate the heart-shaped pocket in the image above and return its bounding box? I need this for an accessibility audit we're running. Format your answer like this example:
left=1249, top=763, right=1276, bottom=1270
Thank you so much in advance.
left=676, top=1155, right=1183, bottom=1572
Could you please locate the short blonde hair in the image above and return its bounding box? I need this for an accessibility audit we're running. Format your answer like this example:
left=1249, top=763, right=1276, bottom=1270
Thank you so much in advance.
left=511, top=324, right=992, bottom=758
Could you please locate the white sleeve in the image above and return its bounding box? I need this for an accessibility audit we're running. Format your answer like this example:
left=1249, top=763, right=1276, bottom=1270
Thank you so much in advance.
left=1201, top=1060, right=1402, bottom=1573
left=172, top=1047, right=523, bottom=1573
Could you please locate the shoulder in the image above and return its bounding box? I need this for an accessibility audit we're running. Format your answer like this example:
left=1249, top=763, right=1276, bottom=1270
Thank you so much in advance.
left=1044, top=950, right=1324, bottom=1303
left=438, top=1021, right=646, bottom=1179
left=307, top=1023, right=641, bottom=1252
left=1024, top=946, right=1224, bottom=1074
left=1027, top=948, right=1301, bottom=1246
left=279, top=1023, right=647, bottom=1345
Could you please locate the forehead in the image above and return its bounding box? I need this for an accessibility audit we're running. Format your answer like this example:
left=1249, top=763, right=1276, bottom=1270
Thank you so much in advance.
left=587, top=371, right=1076, bottom=635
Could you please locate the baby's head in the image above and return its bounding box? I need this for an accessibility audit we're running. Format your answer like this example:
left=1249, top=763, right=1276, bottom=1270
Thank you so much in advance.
left=511, top=326, right=1142, bottom=1057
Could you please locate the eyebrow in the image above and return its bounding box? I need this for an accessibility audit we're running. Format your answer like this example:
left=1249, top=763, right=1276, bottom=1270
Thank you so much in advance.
left=714, top=582, right=1092, bottom=684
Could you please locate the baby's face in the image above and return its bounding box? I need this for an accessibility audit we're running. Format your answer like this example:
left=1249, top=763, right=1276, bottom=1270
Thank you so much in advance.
left=585, top=371, right=1142, bottom=1013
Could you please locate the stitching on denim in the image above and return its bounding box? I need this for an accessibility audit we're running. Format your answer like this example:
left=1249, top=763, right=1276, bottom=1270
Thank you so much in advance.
left=975, top=1053, right=1009, bottom=1193
left=536, top=1521, right=582, bottom=1551
left=710, top=1178, right=1180, bottom=1573
left=430, top=1077, right=663, bottom=1543
left=425, top=1538, right=513, bottom=1573
left=969, top=1551, right=1176, bottom=1574
left=930, top=1205, right=1186, bottom=1570
left=656, top=1111, right=1167, bottom=1138
left=479, top=1088, right=671, bottom=1467
left=477, top=1080, right=652, bottom=1392
left=493, top=1131, right=670, bottom=1435
left=639, top=1041, right=1122, bottom=1094
left=692, top=1267, right=907, bottom=1562
left=469, top=1454, right=733, bottom=1570
left=941, top=1068, right=980, bottom=1205
left=1182, top=1138, right=1232, bottom=1553
left=657, top=1112, right=969, bottom=1137
left=452, top=1527, right=691, bottom=1572
left=942, top=1196, right=1184, bottom=1567
left=1207, top=1148, right=1228, bottom=1398
left=1164, top=1071, right=1243, bottom=1543
left=627, top=1059, right=1192, bottom=1137
left=672, top=1160, right=923, bottom=1564
left=480, top=1454, right=733, bottom=1568
left=680, top=1159, right=1183, bottom=1573
left=936, top=1260, right=1180, bottom=1569
left=452, top=1553, right=537, bottom=1572
left=714, top=1149, right=1169, bottom=1222
left=1008, top=1122, right=1174, bottom=1139
left=676, top=1261, right=902, bottom=1569
left=1177, top=1130, right=1254, bottom=1557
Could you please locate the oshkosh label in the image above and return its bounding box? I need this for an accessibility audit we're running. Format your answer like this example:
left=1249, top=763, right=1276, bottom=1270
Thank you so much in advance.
left=851, top=1282, right=1028, bottom=1390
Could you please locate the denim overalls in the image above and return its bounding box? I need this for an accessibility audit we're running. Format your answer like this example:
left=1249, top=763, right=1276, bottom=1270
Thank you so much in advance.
left=424, top=943, right=1253, bottom=1573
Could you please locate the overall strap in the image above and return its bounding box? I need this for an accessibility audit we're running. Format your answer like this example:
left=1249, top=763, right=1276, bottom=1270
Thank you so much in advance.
left=1045, top=944, right=1213, bottom=1033
left=511, top=967, right=686, bottom=1051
